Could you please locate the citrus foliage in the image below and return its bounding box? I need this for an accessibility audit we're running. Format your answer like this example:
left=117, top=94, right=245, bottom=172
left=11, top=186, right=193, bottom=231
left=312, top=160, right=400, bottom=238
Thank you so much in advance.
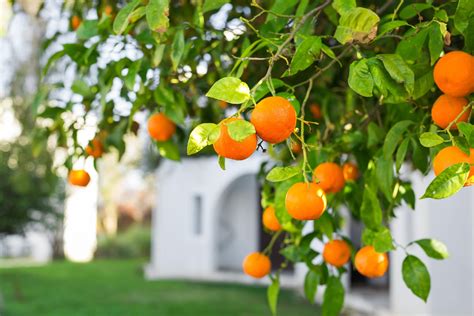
left=27, top=0, right=474, bottom=314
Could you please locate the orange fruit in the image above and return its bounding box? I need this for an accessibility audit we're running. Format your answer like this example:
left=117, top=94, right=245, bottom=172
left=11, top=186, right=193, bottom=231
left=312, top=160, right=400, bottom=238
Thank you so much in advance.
left=213, top=118, right=257, bottom=160
left=242, top=252, right=271, bottom=278
left=85, top=138, right=104, bottom=158
left=354, top=246, right=389, bottom=278
left=262, top=206, right=281, bottom=231
left=433, top=51, right=474, bottom=97
left=285, top=182, right=327, bottom=220
left=309, top=103, right=322, bottom=119
left=433, top=146, right=474, bottom=186
left=104, top=5, right=113, bottom=16
left=68, top=169, right=91, bottom=187
left=323, top=239, right=351, bottom=267
left=218, top=100, right=228, bottom=109
left=71, top=15, right=81, bottom=30
left=431, top=94, right=470, bottom=129
left=290, top=141, right=302, bottom=154
left=250, top=96, right=297, bottom=144
left=147, top=113, right=176, bottom=142
left=342, top=162, right=359, bottom=181
left=313, top=162, right=345, bottom=193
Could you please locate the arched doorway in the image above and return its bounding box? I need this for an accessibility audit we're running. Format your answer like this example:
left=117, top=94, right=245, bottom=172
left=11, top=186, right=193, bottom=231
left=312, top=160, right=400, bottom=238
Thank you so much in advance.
left=214, top=174, right=259, bottom=272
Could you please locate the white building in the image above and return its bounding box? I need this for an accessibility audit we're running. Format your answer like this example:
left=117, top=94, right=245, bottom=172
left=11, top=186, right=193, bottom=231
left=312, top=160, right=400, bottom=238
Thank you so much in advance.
left=147, top=156, right=473, bottom=316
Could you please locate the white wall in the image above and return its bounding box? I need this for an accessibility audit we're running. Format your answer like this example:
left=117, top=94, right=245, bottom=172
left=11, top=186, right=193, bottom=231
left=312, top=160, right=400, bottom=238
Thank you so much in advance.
left=391, top=170, right=473, bottom=316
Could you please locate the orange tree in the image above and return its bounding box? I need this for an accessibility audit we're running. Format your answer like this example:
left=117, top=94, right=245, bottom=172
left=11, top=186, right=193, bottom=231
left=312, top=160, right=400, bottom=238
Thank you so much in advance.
left=27, top=0, right=474, bottom=314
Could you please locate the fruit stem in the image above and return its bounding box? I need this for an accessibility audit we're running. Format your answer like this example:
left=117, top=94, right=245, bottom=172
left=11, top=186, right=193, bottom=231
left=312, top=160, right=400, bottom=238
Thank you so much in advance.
left=299, top=79, right=314, bottom=183
left=443, top=101, right=473, bottom=135
left=263, top=230, right=283, bottom=255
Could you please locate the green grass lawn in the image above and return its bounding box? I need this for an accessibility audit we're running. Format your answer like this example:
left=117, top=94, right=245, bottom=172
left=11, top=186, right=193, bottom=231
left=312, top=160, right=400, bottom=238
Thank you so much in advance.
left=0, top=259, right=320, bottom=316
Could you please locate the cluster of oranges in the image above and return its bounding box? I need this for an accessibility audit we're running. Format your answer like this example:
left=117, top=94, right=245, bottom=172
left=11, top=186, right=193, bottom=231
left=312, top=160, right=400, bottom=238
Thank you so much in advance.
left=431, top=51, right=474, bottom=186
left=68, top=136, right=105, bottom=187
left=243, top=157, right=388, bottom=279
left=213, top=96, right=297, bottom=160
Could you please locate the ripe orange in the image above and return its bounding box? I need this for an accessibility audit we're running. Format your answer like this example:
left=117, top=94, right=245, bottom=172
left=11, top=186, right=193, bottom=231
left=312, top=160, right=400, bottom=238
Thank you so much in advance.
left=290, top=141, right=302, bottom=154
left=431, top=94, right=470, bottom=129
left=309, top=103, right=322, bottom=119
left=85, top=138, right=104, bottom=158
left=433, top=146, right=474, bottom=186
left=218, top=100, right=228, bottom=109
left=433, top=51, right=474, bottom=97
left=313, top=162, right=345, bottom=193
left=342, top=162, right=359, bottom=181
left=69, top=169, right=91, bottom=187
left=71, top=15, right=81, bottom=30
left=242, top=252, right=271, bottom=278
left=262, top=206, right=281, bottom=231
left=104, top=5, right=113, bottom=16
left=323, top=239, right=351, bottom=267
left=147, top=113, right=176, bottom=142
left=354, top=246, right=389, bottom=278
left=285, top=182, right=327, bottom=220
left=213, top=118, right=257, bottom=160
left=250, top=96, right=297, bottom=144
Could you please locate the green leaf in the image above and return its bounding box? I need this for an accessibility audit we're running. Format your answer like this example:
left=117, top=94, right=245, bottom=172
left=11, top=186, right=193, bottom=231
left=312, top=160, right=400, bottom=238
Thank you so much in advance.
left=152, top=44, right=166, bottom=67
left=171, top=29, right=185, bottom=71
left=360, top=186, right=382, bottom=230
left=373, top=228, right=395, bottom=252
left=402, top=255, right=431, bottom=302
left=206, top=77, right=250, bottom=104
left=187, top=123, right=219, bottom=155
left=274, top=177, right=302, bottom=226
left=332, top=0, right=356, bottom=16
left=457, top=122, right=474, bottom=147
left=383, top=120, right=414, bottom=159
left=428, top=24, right=444, bottom=66
left=376, top=156, right=394, bottom=201
left=304, top=270, right=319, bottom=304
left=113, top=0, right=141, bottom=34
left=419, top=132, right=444, bottom=148
left=413, top=70, right=434, bottom=100
left=334, top=7, right=380, bottom=44
left=146, top=0, right=170, bottom=33
left=314, top=212, right=334, bottom=239
left=157, top=141, right=180, bottom=161
left=454, top=0, right=474, bottom=34
left=421, top=162, right=470, bottom=199
left=42, top=50, right=65, bottom=76
left=226, top=120, right=255, bottom=142
left=414, top=239, right=449, bottom=260
left=267, top=277, right=279, bottom=316
left=129, top=6, right=147, bottom=23
left=124, top=59, right=142, bottom=91
left=377, top=20, right=409, bottom=38
left=395, top=137, right=410, bottom=172
left=399, top=3, right=432, bottom=20
left=203, top=0, right=230, bottom=13
left=376, top=54, right=414, bottom=95
left=71, top=79, right=92, bottom=97
left=266, top=166, right=300, bottom=182
left=362, top=227, right=394, bottom=252
left=288, top=36, right=322, bottom=75
left=367, top=122, right=384, bottom=147
left=348, top=59, right=373, bottom=97
left=322, top=277, right=344, bottom=316
left=76, top=20, right=99, bottom=40
left=453, top=136, right=470, bottom=155
left=218, top=156, right=226, bottom=170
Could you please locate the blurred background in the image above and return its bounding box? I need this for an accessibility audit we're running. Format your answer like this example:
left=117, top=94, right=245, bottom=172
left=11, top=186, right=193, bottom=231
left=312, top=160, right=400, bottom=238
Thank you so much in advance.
left=0, top=1, right=472, bottom=316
